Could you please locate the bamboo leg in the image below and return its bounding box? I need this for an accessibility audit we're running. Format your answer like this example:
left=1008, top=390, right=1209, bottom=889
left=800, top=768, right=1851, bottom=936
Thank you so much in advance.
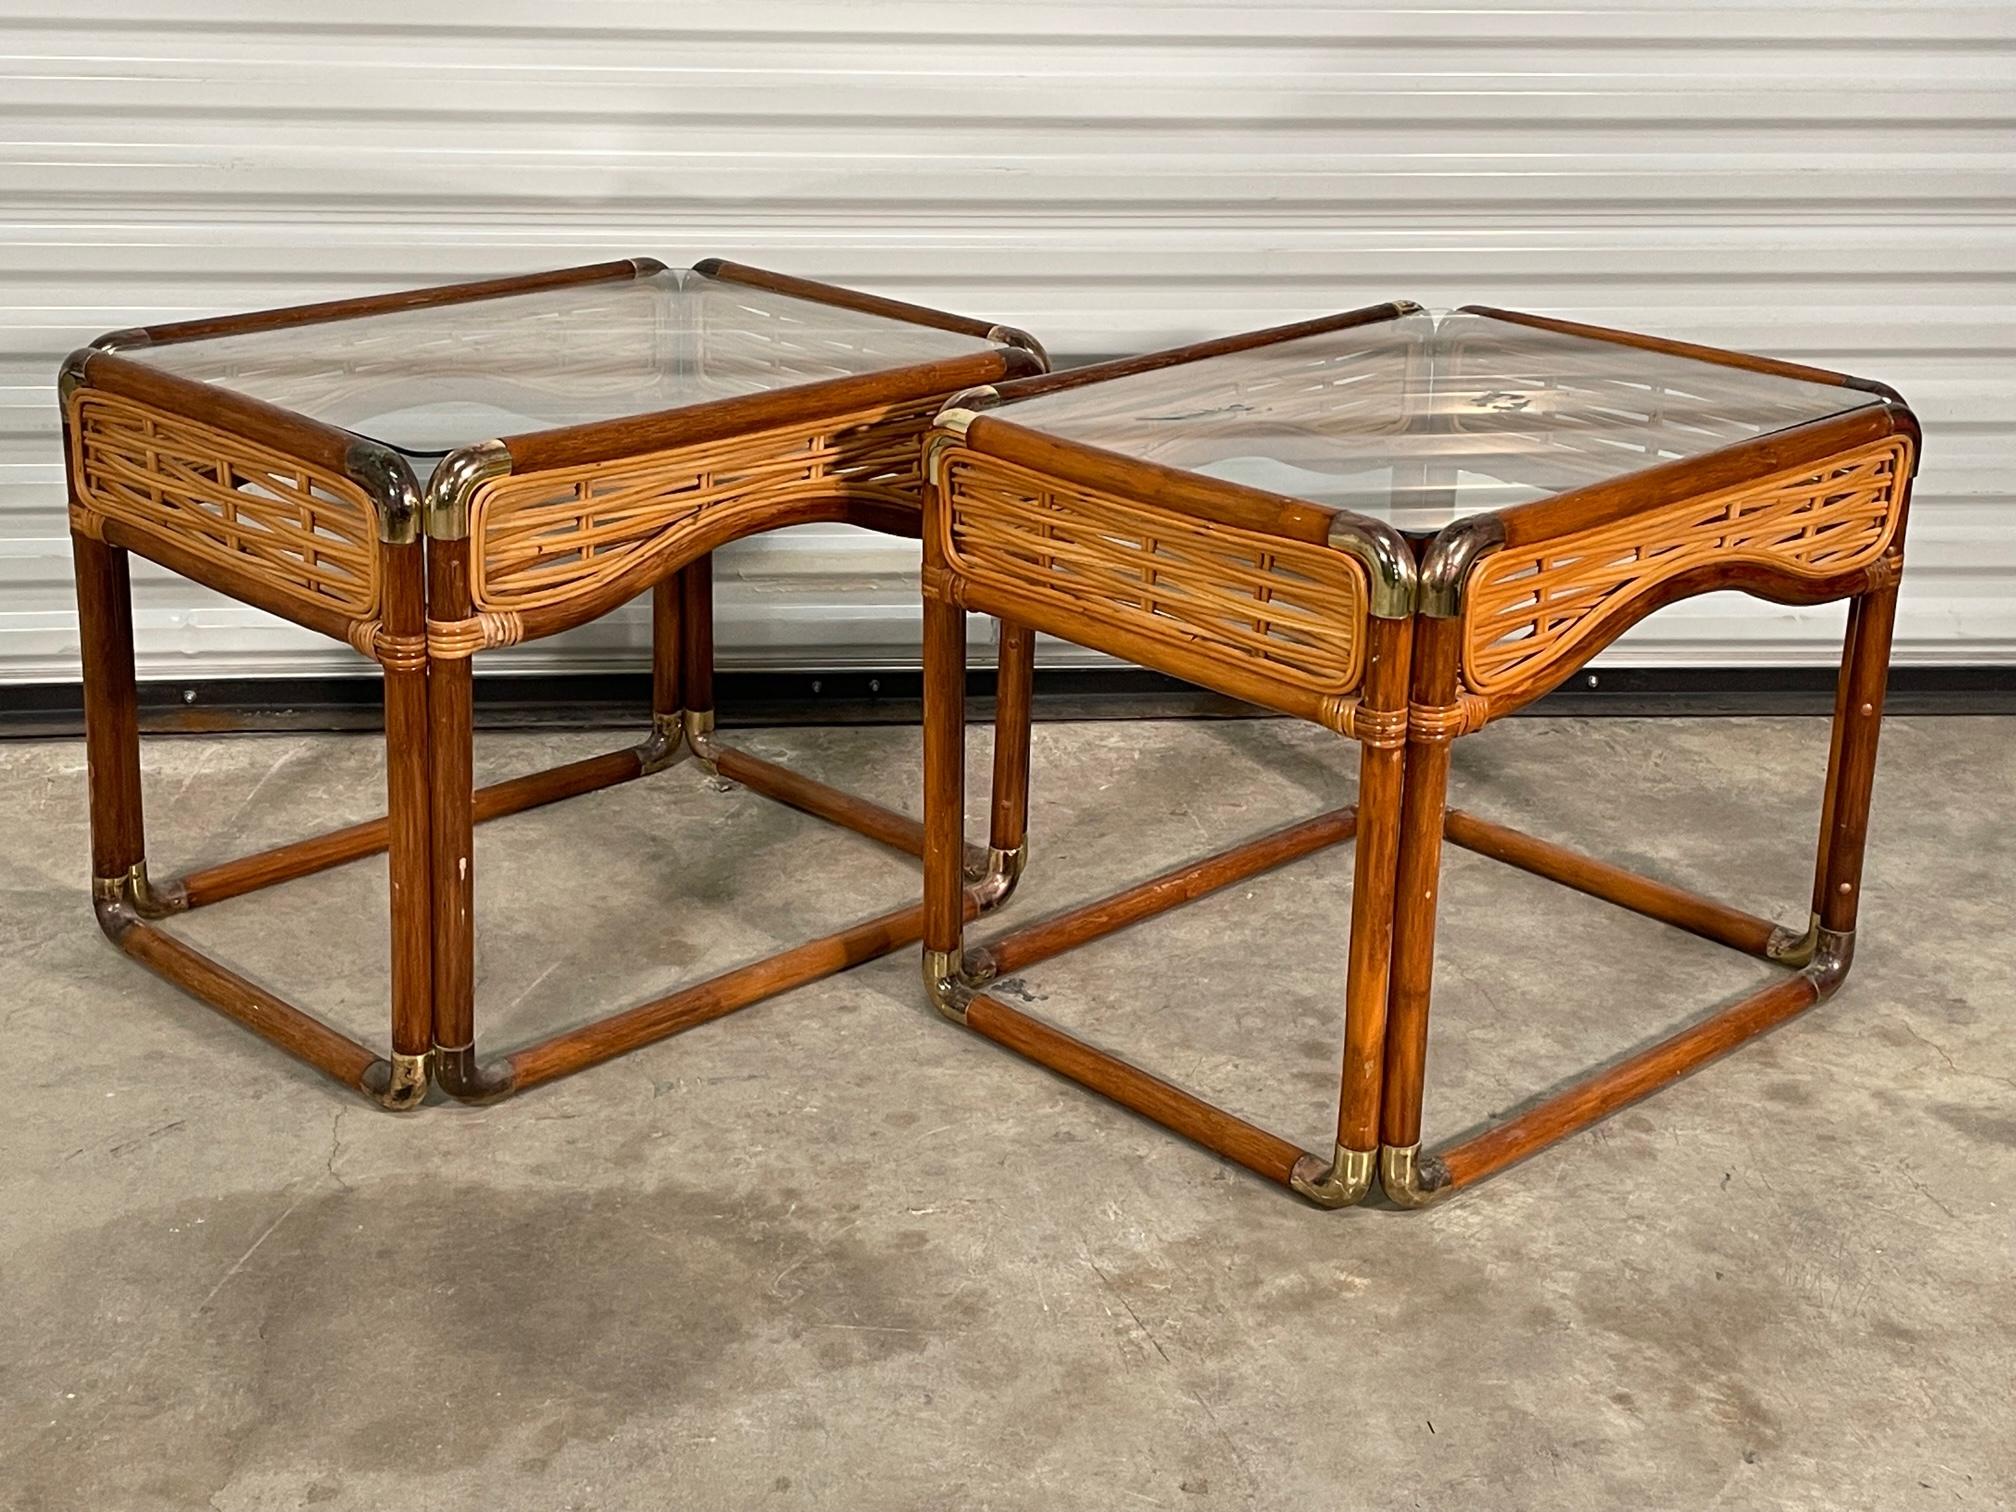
left=1378, top=614, right=1461, bottom=1206
left=1292, top=615, right=1412, bottom=1207
left=428, top=536, right=511, bottom=1101
left=378, top=539, right=432, bottom=1108
left=72, top=533, right=154, bottom=902
left=641, top=574, right=685, bottom=772
left=975, top=619, right=1035, bottom=908
left=1813, top=581, right=1899, bottom=941
left=680, top=554, right=720, bottom=773
left=920, top=550, right=970, bottom=1019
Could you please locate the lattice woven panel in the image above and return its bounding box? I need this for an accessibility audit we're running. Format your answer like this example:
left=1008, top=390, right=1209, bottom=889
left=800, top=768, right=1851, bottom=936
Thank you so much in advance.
left=67, top=390, right=380, bottom=618
left=469, top=399, right=936, bottom=611
left=940, top=451, right=1368, bottom=697
left=1463, top=437, right=1911, bottom=695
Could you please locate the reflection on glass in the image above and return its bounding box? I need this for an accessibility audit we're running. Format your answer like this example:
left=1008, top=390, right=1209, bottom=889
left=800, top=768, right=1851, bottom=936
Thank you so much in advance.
left=122, top=267, right=999, bottom=464
left=997, top=310, right=1879, bottom=531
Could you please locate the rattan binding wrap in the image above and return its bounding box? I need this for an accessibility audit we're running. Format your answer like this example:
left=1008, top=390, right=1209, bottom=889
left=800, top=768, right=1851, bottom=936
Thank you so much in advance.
left=1463, top=437, right=1912, bottom=696
left=467, top=397, right=939, bottom=612
left=67, top=389, right=380, bottom=619
left=939, top=450, right=1369, bottom=700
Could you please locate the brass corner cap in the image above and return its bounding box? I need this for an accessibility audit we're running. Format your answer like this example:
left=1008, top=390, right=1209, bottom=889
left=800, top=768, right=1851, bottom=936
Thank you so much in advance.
left=1290, top=1144, right=1376, bottom=1209
left=423, top=439, right=511, bottom=540
left=1380, top=1143, right=1452, bottom=1209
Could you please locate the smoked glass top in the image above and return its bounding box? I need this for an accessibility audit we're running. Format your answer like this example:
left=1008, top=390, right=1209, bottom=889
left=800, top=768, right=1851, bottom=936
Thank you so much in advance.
left=991, top=309, right=1882, bottom=533
left=117, top=266, right=1001, bottom=467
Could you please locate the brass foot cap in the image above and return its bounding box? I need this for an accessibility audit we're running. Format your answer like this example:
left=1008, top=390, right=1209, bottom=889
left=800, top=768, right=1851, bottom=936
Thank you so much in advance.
left=923, top=947, right=991, bottom=1025
left=364, top=1051, right=431, bottom=1112
left=1290, top=1145, right=1376, bottom=1209
left=1380, top=1143, right=1452, bottom=1209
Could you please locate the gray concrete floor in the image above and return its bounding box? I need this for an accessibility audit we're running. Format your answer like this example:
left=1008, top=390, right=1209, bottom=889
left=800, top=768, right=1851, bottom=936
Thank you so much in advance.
left=1, top=713, right=2010, bottom=1510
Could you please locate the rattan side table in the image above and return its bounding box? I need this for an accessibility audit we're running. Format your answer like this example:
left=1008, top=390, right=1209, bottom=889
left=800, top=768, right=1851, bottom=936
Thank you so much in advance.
left=918, top=304, right=1916, bottom=1207
left=62, top=258, right=1045, bottom=1107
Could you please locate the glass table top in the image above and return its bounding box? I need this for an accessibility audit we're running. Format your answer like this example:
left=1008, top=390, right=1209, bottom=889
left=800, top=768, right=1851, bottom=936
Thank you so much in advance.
left=118, top=266, right=1002, bottom=469
left=988, top=309, right=1882, bottom=533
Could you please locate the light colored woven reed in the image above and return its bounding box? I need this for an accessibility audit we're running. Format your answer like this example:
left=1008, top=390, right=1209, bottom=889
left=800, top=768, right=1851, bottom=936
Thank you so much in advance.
left=67, top=390, right=380, bottom=619
left=427, top=610, right=525, bottom=660
left=940, top=450, right=1369, bottom=698
left=1463, top=437, right=1911, bottom=696
left=467, top=397, right=937, bottom=611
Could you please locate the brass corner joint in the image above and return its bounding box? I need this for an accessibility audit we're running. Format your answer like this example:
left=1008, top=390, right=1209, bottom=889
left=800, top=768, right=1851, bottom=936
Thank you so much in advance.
left=423, top=439, right=511, bottom=541
left=1765, top=911, right=1821, bottom=968
left=1802, top=926, right=1856, bottom=1000
left=92, top=861, right=186, bottom=921
left=1327, top=518, right=1417, bottom=620
left=684, top=708, right=720, bottom=775
left=923, top=947, right=992, bottom=1026
left=1380, top=1143, right=1452, bottom=1209
left=967, top=841, right=1028, bottom=912
left=637, top=710, right=687, bottom=775
left=986, top=325, right=1051, bottom=370
left=1290, top=1144, right=1376, bottom=1209
left=1417, top=516, right=1508, bottom=619
left=432, top=1043, right=515, bottom=1104
left=58, top=349, right=96, bottom=406
left=345, top=441, right=424, bottom=545
left=366, top=1050, right=431, bottom=1112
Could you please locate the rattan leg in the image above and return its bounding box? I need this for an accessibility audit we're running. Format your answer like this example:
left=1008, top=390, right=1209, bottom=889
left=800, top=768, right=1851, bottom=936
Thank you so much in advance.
left=639, top=573, right=685, bottom=773
left=1812, top=581, right=1900, bottom=943
left=378, top=537, right=432, bottom=1108
left=973, top=620, right=1034, bottom=909
left=1376, top=617, right=1461, bottom=1207
left=680, top=553, right=720, bottom=774
left=428, top=535, right=512, bottom=1102
left=1292, top=615, right=1412, bottom=1207
left=73, top=533, right=156, bottom=904
left=920, top=575, right=973, bottom=1020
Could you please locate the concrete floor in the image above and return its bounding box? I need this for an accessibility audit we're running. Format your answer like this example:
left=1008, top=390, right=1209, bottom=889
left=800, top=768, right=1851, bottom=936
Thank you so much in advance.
left=1, top=712, right=2010, bottom=1510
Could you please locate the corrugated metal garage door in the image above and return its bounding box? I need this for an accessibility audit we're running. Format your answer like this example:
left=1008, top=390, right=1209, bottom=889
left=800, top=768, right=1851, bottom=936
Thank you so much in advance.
left=2, top=0, right=2010, bottom=681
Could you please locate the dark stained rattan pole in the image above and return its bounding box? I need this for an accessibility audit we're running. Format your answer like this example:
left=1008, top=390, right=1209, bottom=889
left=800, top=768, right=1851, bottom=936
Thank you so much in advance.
left=679, top=555, right=715, bottom=719
left=426, top=534, right=486, bottom=1096
left=72, top=535, right=145, bottom=881
left=1334, top=614, right=1412, bottom=1156
left=963, top=994, right=1307, bottom=1184
left=1442, top=809, right=1784, bottom=958
left=920, top=559, right=967, bottom=963
left=1436, top=972, right=1825, bottom=1189
left=504, top=901, right=935, bottom=1091
left=973, top=807, right=1358, bottom=980
left=115, top=921, right=384, bottom=1092
left=175, top=750, right=648, bottom=908
left=988, top=621, right=1035, bottom=858
left=652, top=575, right=682, bottom=722
left=1379, top=615, right=1462, bottom=1152
left=380, top=539, right=433, bottom=1063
